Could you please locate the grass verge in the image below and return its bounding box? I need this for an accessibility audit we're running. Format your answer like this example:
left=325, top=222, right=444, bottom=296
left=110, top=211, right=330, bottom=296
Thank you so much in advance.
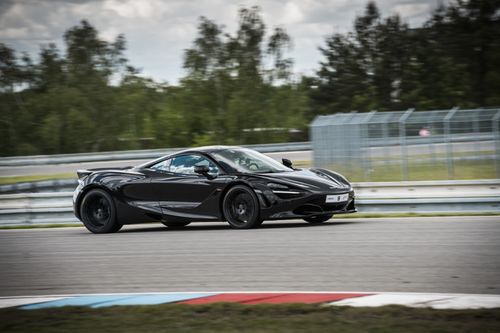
left=0, top=223, right=82, bottom=230
left=0, top=173, right=75, bottom=185
left=329, top=158, right=496, bottom=182
left=0, top=158, right=495, bottom=185
left=0, top=303, right=499, bottom=333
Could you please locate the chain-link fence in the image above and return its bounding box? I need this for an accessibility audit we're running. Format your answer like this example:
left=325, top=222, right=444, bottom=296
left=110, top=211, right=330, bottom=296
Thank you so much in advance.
left=310, top=108, right=500, bottom=181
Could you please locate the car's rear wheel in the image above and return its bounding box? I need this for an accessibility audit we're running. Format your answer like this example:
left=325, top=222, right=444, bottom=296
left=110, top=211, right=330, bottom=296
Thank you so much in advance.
left=303, top=214, right=333, bottom=224
left=161, top=220, right=191, bottom=229
left=223, top=185, right=262, bottom=229
left=80, top=189, right=122, bottom=233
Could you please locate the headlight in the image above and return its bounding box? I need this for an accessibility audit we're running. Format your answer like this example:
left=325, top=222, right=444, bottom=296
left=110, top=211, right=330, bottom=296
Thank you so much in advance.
left=267, top=182, right=303, bottom=199
left=267, top=182, right=289, bottom=190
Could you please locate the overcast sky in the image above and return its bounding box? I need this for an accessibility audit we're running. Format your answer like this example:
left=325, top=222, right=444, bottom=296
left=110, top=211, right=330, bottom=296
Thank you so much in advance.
left=0, top=0, right=445, bottom=84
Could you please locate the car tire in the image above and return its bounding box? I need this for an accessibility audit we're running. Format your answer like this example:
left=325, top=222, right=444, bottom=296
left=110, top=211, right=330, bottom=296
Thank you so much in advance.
left=223, top=185, right=262, bottom=229
left=161, top=220, right=191, bottom=228
left=303, top=214, right=333, bottom=224
left=80, top=189, right=122, bottom=234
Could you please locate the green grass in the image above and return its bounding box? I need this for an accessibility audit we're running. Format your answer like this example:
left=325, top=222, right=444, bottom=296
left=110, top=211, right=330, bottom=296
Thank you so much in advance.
left=331, top=159, right=496, bottom=182
left=287, top=160, right=311, bottom=168
left=0, top=161, right=312, bottom=186
left=304, top=151, right=497, bottom=181
left=0, top=303, right=499, bottom=333
left=0, top=223, right=82, bottom=230
left=0, top=156, right=495, bottom=185
left=0, top=173, right=76, bottom=185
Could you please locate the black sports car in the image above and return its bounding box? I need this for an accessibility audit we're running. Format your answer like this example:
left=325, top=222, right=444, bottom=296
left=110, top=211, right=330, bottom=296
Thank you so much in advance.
left=73, top=146, right=356, bottom=233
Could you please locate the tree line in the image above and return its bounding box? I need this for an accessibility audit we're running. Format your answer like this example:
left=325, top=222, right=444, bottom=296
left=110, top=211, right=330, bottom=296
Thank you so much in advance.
left=1, top=0, right=499, bottom=156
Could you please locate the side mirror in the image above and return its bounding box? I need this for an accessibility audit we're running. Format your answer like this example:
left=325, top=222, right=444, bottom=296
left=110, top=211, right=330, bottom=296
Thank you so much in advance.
left=194, top=165, right=210, bottom=175
left=282, top=158, right=293, bottom=169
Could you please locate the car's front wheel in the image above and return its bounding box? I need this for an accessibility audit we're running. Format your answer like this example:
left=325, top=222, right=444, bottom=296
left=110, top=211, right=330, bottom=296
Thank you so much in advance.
left=303, top=214, right=333, bottom=224
left=80, top=189, right=122, bottom=233
left=223, top=185, right=262, bottom=229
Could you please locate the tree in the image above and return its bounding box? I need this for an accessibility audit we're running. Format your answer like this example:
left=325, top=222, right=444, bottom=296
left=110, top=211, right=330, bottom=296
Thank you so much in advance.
left=181, top=6, right=298, bottom=145
left=313, top=2, right=381, bottom=114
left=35, top=43, right=65, bottom=92
left=0, top=44, right=37, bottom=155
left=313, top=0, right=500, bottom=114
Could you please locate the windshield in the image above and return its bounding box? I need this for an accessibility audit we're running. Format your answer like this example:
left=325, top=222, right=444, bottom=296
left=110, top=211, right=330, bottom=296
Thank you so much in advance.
left=211, top=148, right=293, bottom=174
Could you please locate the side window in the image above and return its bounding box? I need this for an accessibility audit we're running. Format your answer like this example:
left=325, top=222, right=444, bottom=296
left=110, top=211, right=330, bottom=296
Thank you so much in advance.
left=170, top=154, right=219, bottom=176
left=150, top=158, right=172, bottom=172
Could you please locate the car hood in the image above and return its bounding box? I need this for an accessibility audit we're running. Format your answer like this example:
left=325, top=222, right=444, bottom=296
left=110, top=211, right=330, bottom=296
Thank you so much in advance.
left=254, top=168, right=351, bottom=192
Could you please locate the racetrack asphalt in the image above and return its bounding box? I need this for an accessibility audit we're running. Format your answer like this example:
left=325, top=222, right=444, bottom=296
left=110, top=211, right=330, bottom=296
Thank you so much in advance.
left=0, top=216, right=499, bottom=297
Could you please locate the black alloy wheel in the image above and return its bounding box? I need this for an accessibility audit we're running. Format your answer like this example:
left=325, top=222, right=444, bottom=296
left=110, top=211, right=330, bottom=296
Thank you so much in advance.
left=161, top=220, right=191, bottom=229
left=303, top=213, right=333, bottom=224
left=223, top=185, right=262, bottom=229
left=80, top=189, right=122, bottom=233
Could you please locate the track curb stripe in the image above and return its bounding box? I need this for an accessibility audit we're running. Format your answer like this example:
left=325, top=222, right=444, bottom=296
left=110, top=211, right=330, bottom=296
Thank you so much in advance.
left=181, top=293, right=371, bottom=304
left=19, top=293, right=217, bottom=309
left=330, top=293, right=500, bottom=309
left=0, top=292, right=498, bottom=310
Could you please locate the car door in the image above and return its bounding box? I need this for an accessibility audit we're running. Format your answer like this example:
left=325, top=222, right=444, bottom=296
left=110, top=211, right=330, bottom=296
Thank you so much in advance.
left=147, top=153, right=227, bottom=219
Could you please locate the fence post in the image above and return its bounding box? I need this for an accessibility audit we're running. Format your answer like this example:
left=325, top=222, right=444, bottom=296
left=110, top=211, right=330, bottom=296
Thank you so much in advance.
left=310, top=115, right=324, bottom=168
left=361, top=110, right=377, bottom=181
left=382, top=115, right=390, bottom=168
left=444, top=107, right=459, bottom=179
left=493, top=110, right=500, bottom=178
left=427, top=111, right=437, bottom=166
left=399, top=108, right=414, bottom=181
left=346, top=111, right=358, bottom=172
left=473, top=108, right=482, bottom=155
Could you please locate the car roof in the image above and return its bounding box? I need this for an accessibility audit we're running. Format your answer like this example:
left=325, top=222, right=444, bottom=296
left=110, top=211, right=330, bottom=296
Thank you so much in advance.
left=136, top=145, right=245, bottom=169
left=178, top=145, right=244, bottom=154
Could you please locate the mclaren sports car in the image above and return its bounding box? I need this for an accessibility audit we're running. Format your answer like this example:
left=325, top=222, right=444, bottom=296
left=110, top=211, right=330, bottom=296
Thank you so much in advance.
left=73, top=146, right=356, bottom=233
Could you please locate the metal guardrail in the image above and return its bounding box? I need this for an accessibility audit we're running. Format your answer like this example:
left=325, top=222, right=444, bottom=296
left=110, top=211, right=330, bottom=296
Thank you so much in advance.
left=366, top=133, right=494, bottom=147
left=0, top=133, right=492, bottom=167
left=0, top=142, right=312, bottom=167
left=0, top=180, right=498, bottom=226
left=0, top=179, right=78, bottom=194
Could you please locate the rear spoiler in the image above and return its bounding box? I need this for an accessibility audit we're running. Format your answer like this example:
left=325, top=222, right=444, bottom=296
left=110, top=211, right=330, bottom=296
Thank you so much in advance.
left=77, top=169, right=92, bottom=179
left=77, top=166, right=135, bottom=179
